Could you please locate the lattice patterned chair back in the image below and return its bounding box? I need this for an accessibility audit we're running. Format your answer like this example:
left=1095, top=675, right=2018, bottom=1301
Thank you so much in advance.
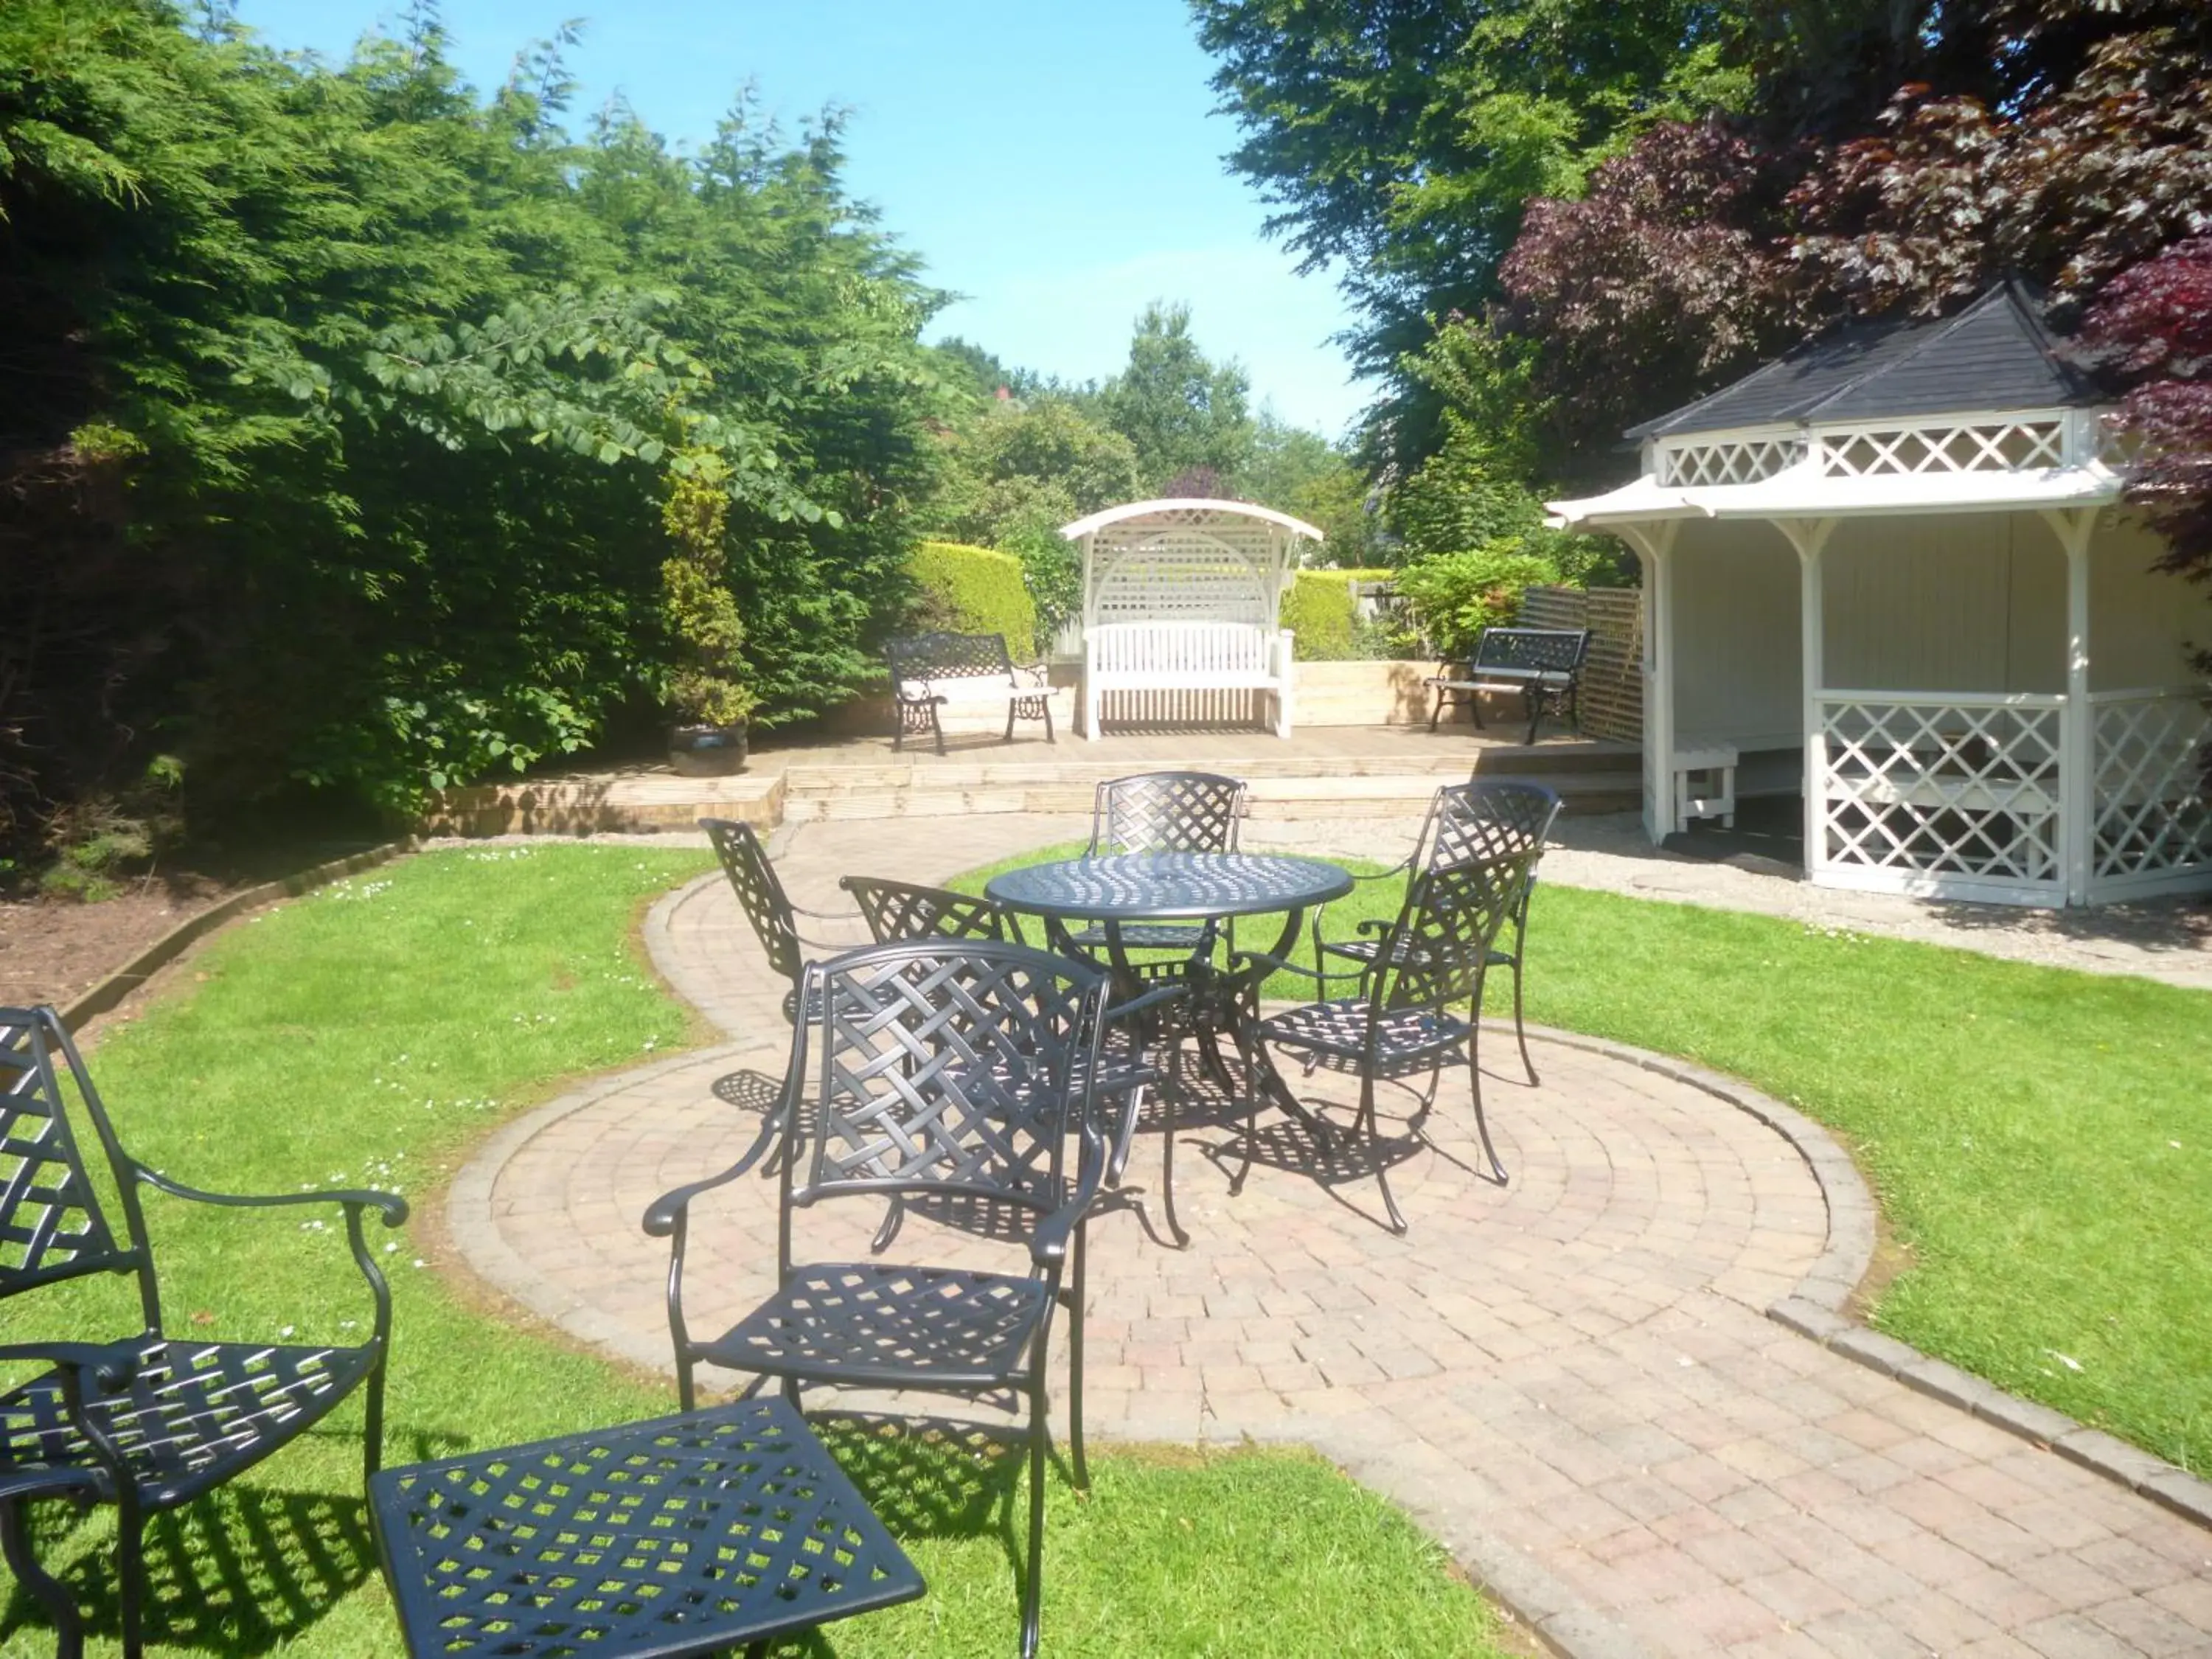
left=786, top=942, right=1107, bottom=1217
left=1431, top=780, right=1563, bottom=870
left=885, top=630, right=1017, bottom=687
left=702, top=818, right=801, bottom=990
left=1371, top=852, right=1533, bottom=1018
left=1475, top=626, right=1590, bottom=677
left=840, top=877, right=1010, bottom=947
left=1089, top=771, right=1246, bottom=856
left=0, top=1007, right=153, bottom=1316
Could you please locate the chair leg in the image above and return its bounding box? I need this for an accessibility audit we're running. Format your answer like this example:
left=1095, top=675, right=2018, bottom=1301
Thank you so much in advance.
left=1, top=1500, right=83, bottom=1659
left=1467, top=1029, right=1509, bottom=1186
left=1068, top=1228, right=1090, bottom=1490
left=1020, top=1377, right=1051, bottom=1659
left=115, top=1489, right=147, bottom=1659
left=931, top=706, right=946, bottom=757
left=1042, top=695, right=1055, bottom=745
left=1156, top=1077, right=1190, bottom=1249
left=364, top=1349, right=390, bottom=1483
left=1511, top=952, right=1539, bottom=1086
left=676, top=1352, right=698, bottom=1413
left=1361, top=1074, right=1409, bottom=1237
left=869, top=1197, right=907, bottom=1255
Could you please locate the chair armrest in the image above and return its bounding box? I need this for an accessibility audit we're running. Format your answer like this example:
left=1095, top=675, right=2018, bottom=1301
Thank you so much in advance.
left=1103, top=983, right=1185, bottom=1026
left=1013, top=661, right=1051, bottom=687
left=1228, top=949, right=1329, bottom=984
left=643, top=1107, right=787, bottom=1237
left=136, top=1168, right=408, bottom=1228
left=0, top=1340, right=142, bottom=1393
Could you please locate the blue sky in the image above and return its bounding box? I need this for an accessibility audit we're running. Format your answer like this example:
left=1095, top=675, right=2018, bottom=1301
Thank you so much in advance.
left=232, top=1, right=1368, bottom=438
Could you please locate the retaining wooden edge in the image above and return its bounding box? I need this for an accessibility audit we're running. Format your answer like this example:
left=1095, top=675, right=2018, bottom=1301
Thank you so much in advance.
left=57, top=838, right=421, bottom=1032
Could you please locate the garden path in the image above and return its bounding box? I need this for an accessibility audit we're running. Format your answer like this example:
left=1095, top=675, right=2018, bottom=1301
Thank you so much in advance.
left=448, top=815, right=2212, bottom=1659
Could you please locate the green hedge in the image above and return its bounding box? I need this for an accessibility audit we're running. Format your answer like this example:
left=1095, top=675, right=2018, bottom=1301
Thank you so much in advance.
left=910, top=540, right=1039, bottom=661
left=1281, top=567, right=1394, bottom=661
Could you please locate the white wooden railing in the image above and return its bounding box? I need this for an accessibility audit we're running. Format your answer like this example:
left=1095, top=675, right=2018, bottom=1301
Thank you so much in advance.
left=2088, top=688, right=2212, bottom=900
left=1812, top=691, right=2068, bottom=905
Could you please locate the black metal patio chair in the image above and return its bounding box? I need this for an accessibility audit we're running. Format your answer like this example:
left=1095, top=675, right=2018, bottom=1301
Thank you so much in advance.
left=1237, top=844, right=1537, bottom=1234
left=1073, top=771, right=1248, bottom=955
left=701, top=817, right=860, bottom=1023
left=1312, top=780, right=1562, bottom=1084
left=840, top=875, right=1189, bottom=1248
left=643, top=940, right=1110, bottom=1659
left=0, top=1005, right=406, bottom=1659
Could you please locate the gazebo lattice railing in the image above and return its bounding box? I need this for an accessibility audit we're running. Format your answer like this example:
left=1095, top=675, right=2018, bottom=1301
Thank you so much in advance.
left=1548, top=285, right=2212, bottom=909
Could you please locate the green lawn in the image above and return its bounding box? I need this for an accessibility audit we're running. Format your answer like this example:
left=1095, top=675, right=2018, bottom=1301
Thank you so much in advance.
left=959, top=844, right=2212, bottom=1476
left=0, top=845, right=1504, bottom=1659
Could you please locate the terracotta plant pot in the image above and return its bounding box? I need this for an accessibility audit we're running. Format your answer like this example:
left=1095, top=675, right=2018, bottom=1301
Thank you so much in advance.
left=668, top=722, right=748, bottom=776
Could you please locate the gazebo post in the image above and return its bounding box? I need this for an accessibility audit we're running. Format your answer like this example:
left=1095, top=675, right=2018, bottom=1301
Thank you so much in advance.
left=1614, top=521, right=1679, bottom=844
left=1774, top=518, right=1837, bottom=883
left=2042, top=507, right=2099, bottom=904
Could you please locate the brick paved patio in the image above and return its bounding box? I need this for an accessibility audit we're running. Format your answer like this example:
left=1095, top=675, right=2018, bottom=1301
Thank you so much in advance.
left=447, top=816, right=2212, bottom=1659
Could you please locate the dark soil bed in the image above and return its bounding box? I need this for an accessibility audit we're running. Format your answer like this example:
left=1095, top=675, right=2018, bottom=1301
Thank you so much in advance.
left=0, top=874, right=257, bottom=1009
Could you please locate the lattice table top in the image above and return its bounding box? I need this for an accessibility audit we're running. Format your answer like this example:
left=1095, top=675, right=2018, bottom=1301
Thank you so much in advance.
left=987, top=852, right=1352, bottom=922
left=369, top=1398, right=924, bottom=1658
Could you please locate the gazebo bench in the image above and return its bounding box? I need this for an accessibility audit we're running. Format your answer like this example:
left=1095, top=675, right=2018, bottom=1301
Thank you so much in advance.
left=1427, top=625, right=1592, bottom=745
left=1082, top=619, right=1294, bottom=740
left=886, top=630, right=1057, bottom=754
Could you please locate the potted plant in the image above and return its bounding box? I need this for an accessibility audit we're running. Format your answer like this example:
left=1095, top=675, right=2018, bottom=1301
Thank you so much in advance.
left=661, top=451, right=758, bottom=776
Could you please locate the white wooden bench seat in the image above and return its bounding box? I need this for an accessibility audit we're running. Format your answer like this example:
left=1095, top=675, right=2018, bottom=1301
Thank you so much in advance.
left=1082, top=620, right=1294, bottom=740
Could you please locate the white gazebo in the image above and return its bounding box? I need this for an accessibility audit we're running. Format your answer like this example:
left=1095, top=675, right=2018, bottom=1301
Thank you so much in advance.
left=1059, top=498, right=1323, bottom=740
left=1549, top=284, right=2212, bottom=908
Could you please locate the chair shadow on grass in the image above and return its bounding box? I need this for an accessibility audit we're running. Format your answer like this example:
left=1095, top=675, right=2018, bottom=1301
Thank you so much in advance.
left=736, top=1411, right=1034, bottom=1658
left=1, top=1477, right=375, bottom=1656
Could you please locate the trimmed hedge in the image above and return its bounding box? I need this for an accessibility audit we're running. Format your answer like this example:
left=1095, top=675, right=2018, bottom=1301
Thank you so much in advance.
left=910, top=540, right=1038, bottom=661
left=1281, top=567, right=1394, bottom=661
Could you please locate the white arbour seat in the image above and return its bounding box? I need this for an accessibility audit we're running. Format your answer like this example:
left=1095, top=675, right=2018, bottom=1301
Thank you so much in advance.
left=1082, top=620, right=1293, bottom=740
left=1060, top=498, right=1325, bottom=742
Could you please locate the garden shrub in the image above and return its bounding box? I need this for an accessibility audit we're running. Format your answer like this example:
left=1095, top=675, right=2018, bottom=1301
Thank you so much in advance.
left=910, top=541, right=1039, bottom=661
left=1394, top=543, right=1562, bottom=659
left=1281, top=568, right=1396, bottom=661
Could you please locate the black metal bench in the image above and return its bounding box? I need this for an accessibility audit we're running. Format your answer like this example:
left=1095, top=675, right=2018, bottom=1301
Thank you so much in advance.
left=1426, top=625, right=1591, bottom=744
left=886, top=630, right=1055, bottom=754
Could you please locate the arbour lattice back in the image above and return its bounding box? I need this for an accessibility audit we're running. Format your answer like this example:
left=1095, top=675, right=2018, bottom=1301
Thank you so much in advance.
left=1090, top=771, right=1245, bottom=857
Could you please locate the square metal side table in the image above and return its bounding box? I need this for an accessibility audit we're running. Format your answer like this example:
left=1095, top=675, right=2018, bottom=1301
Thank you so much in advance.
left=369, top=1397, right=924, bottom=1658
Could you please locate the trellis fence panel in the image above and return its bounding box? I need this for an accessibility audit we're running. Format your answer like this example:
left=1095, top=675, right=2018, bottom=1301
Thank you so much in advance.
left=1519, top=586, right=1643, bottom=743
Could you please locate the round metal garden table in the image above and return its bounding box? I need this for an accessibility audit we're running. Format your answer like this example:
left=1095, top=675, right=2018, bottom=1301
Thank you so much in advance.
left=987, top=852, right=1353, bottom=1243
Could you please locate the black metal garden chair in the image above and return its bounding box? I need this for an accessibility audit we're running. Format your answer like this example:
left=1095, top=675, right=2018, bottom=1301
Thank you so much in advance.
left=701, top=817, right=860, bottom=1023
left=1312, top=779, right=1562, bottom=1084
left=1074, top=771, right=1248, bottom=955
left=643, top=940, right=1110, bottom=1659
left=1238, top=844, right=1537, bottom=1234
left=0, top=1005, right=406, bottom=1659
left=839, top=875, right=1188, bottom=1248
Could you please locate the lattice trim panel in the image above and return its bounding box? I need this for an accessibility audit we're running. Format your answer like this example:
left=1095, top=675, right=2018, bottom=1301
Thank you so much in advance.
left=1818, top=420, right=2065, bottom=478
left=1817, top=697, right=2065, bottom=888
left=1092, top=528, right=1273, bottom=625
left=1655, top=437, right=1804, bottom=487
left=2092, top=693, right=2212, bottom=881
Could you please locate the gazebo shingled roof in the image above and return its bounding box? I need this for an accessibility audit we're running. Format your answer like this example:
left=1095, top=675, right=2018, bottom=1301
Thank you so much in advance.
left=1624, top=283, right=2101, bottom=442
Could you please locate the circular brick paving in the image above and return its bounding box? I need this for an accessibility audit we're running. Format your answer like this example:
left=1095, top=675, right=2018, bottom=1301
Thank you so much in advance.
left=448, top=818, right=2212, bottom=1659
